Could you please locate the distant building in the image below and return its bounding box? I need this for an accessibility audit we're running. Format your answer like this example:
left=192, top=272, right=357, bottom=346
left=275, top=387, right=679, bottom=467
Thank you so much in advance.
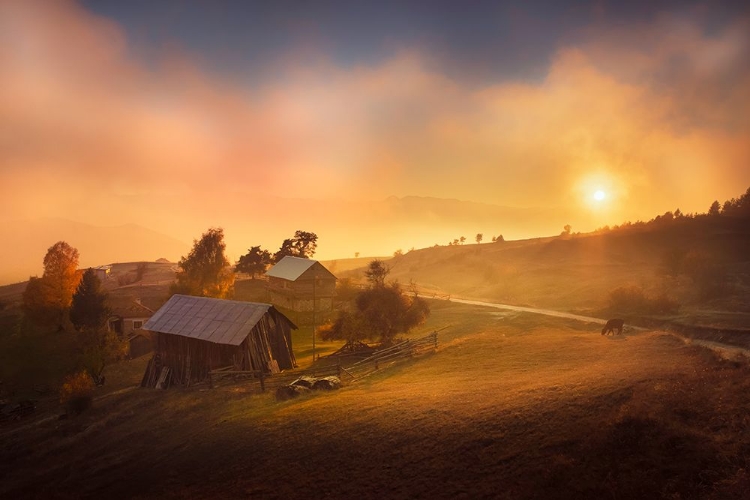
left=94, top=265, right=111, bottom=282
left=141, top=294, right=297, bottom=386
left=108, top=296, right=160, bottom=358
left=265, top=256, right=337, bottom=313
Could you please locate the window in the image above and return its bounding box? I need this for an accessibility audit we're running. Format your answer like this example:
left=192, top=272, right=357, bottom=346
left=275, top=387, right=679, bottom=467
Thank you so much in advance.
left=133, top=320, right=143, bottom=330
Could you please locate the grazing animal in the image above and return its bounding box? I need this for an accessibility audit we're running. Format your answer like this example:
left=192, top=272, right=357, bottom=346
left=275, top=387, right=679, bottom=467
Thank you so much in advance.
left=601, top=318, right=624, bottom=335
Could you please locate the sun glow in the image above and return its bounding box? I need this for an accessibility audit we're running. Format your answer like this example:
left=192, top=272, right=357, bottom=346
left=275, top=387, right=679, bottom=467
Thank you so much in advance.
left=594, top=190, right=606, bottom=201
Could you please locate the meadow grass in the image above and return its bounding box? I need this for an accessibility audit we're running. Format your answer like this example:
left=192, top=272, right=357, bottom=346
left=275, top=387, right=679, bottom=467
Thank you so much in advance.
left=2, top=300, right=750, bottom=499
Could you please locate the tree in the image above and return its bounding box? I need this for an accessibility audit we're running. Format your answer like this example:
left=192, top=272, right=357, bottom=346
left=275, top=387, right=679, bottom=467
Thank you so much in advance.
left=459, top=236, right=466, bottom=245
left=319, top=282, right=430, bottom=345
left=77, top=324, right=128, bottom=383
left=236, top=245, right=272, bottom=278
left=23, top=241, right=80, bottom=329
left=562, top=224, right=572, bottom=235
left=364, top=259, right=390, bottom=287
left=273, top=230, right=318, bottom=262
left=476, top=233, right=483, bottom=244
left=494, top=235, right=504, bottom=243
left=70, top=268, right=110, bottom=331
left=69, top=268, right=122, bottom=381
left=171, top=228, right=235, bottom=298
left=708, top=200, right=721, bottom=216
left=22, top=276, right=58, bottom=326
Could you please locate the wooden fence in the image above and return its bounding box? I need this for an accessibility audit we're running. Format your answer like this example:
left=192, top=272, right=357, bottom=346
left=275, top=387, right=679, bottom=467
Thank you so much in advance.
left=343, top=331, right=439, bottom=379
left=205, top=331, right=440, bottom=391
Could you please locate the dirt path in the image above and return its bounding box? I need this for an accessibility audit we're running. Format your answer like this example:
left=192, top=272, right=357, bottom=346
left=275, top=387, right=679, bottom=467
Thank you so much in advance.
left=448, top=297, right=750, bottom=359
left=448, top=297, right=610, bottom=325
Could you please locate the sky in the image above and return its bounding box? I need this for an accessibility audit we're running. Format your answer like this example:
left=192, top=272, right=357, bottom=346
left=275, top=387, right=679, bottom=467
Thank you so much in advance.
left=1, top=0, right=749, bottom=274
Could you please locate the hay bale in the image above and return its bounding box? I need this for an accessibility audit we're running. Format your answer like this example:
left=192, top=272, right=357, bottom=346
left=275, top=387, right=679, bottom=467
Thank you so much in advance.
left=312, top=376, right=341, bottom=391
left=290, top=376, right=317, bottom=389
left=275, top=385, right=311, bottom=401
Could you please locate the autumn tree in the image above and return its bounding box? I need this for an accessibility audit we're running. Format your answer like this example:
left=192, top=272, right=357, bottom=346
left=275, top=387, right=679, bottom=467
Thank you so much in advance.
left=236, top=245, right=272, bottom=278
left=476, top=233, right=483, bottom=244
left=70, top=268, right=110, bottom=331
left=171, top=228, right=235, bottom=298
left=23, top=241, right=80, bottom=329
left=273, top=230, right=319, bottom=262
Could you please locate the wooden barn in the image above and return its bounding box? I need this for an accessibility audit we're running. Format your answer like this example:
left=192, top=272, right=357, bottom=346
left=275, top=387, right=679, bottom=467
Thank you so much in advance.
left=141, top=294, right=297, bottom=387
left=265, top=256, right=337, bottom=312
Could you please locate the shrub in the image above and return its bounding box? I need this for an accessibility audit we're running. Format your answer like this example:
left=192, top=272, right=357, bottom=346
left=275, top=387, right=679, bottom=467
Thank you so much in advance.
left=648, top=293, right=681, bottom=314
left=608, top=285, right=648, bottom=312
left=608, top=286, right=680, bottom=315
left=59, top=371, right=94, bottom=415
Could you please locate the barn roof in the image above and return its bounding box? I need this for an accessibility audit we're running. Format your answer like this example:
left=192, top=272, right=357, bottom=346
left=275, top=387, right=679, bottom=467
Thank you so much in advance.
left=265, top=256, right=332, bottom=281
left=143, top=294, right=288, bottom=346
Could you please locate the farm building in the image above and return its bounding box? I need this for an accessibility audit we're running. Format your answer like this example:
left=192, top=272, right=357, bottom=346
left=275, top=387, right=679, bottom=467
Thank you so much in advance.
left=93, top=265, right=111, bottom=282
left=107, top=295, right=160, bottom=358
left=265, top=256, right=336, bottom=312
left=141, top=294, right=297, bottom=387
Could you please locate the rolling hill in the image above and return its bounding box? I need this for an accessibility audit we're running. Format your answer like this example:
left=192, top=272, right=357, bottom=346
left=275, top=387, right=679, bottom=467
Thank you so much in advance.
left=336, top=214, right=750, bottom=322
left=0, top=218, right=187, bottom=285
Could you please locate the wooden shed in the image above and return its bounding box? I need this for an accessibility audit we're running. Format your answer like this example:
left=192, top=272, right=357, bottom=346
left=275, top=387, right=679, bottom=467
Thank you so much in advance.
left=265, top=256, right=337, bottom=312
left=141, top=294, right=297, bottom=387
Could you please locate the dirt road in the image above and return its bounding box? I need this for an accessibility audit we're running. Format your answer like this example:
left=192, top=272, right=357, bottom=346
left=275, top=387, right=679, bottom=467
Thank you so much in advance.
left=449, top=297, right=609, bottom=325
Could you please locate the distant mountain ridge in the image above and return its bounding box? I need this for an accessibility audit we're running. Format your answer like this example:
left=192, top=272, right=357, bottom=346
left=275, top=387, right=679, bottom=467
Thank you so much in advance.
left=0, top=218, right=186, bottom=285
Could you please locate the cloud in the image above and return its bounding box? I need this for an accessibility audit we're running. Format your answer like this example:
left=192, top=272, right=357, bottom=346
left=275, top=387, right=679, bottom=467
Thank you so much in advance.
left=0, top=0, right=748, bottom=247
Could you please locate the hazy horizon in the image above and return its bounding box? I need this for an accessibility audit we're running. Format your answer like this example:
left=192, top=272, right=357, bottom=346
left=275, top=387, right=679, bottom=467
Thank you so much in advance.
left=2, top=0, right=749, bottom=282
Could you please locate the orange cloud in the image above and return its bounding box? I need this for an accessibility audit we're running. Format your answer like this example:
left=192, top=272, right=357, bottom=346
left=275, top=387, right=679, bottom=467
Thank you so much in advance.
left=0, top=0, right=748, bottom=264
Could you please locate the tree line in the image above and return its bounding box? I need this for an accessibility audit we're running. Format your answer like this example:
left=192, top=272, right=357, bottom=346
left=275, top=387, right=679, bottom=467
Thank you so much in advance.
left=22, top=242, right=125, bottom=382
left=170, top=228, right=319, bottom=299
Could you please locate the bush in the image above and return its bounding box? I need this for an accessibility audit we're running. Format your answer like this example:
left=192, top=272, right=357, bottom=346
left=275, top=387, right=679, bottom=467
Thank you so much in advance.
left=59, top=371, right=94, bottom=415
left=608, top=285, right=647, bottom=312
left=608, top=286, right=680, bottom=315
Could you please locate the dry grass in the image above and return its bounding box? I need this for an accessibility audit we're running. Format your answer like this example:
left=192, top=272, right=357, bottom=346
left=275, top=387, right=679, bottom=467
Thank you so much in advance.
left=2, top=301, right=750, bottom=499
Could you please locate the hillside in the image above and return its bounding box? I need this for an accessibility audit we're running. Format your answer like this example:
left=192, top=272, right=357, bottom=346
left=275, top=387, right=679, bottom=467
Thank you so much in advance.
left=338, top=215, right=750, bottom=324
left=2, top=302, right=750, bottom=498
left=0, top=218, right=187, bottom=285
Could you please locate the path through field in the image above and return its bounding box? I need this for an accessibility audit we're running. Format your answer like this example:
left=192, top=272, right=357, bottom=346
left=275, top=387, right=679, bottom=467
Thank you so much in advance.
left=450, top=297, right=610, bottom=325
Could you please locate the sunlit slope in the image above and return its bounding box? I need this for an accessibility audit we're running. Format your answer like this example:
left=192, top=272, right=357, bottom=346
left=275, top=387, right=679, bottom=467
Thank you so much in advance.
left=340, top=216, right=750, bottom=313
left=4, top=303, right=749, bottom=498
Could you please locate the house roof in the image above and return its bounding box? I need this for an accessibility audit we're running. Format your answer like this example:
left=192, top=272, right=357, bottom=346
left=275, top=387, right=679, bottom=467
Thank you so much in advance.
left=108, top=294, right=161, bottom=319
left=143, top=294, right=288, bottom=346
left=265, top=256, right=335, bottom=281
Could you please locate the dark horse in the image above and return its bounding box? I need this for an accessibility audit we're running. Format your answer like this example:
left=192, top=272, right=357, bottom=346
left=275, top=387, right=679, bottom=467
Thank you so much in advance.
left=601, top=318, right=624, bottom=335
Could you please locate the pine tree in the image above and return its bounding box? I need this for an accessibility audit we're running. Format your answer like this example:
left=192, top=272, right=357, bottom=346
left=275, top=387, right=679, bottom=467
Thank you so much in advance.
left=70, top=268, right=110, bottom=331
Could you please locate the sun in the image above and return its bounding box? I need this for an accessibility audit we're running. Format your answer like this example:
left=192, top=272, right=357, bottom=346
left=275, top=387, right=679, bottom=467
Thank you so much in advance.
left=594, top=190, right=606, bottom=201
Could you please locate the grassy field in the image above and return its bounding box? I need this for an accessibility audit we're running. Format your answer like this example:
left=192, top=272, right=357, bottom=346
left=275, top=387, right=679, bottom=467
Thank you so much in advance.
left=3, top=300, right=750, bottom=499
